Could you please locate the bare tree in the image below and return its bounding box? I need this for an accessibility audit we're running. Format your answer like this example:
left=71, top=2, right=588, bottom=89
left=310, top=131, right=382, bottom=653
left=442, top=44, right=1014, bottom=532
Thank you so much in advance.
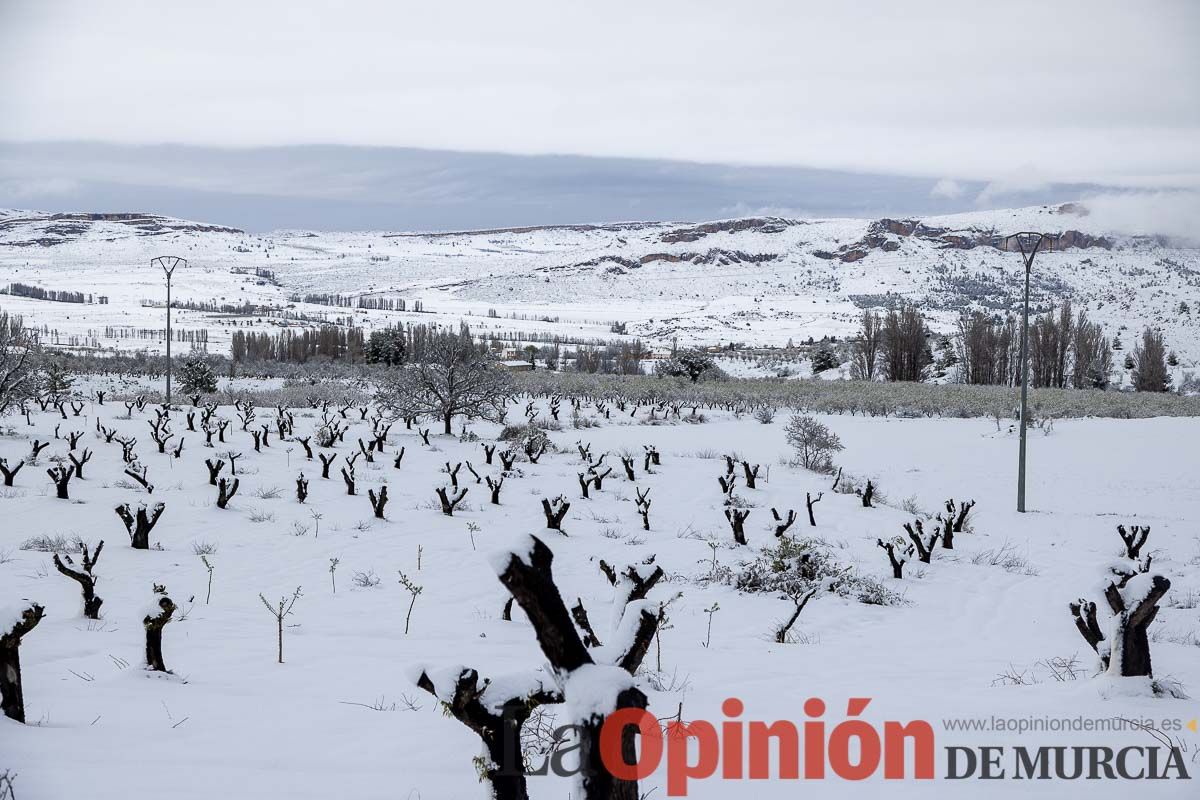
left=850, top=310, right=883, bottom=380
left=377, top=326, right=511, bottom=434
left=52, top=541, right=105, bottom=618
left=413, top=666, right=560, bottom=800
left=117, top=502, right=166, bottom=549
left=260, top=587, right=302, bottom=664
left=0, top=313, right=36, bottom=413
left=1070, top=573, right=1170, bottom=677
left=881, top=305, right=930, bottom=382
left=1, top=602, right=45, bottom=722
left=493, top=536, right=660, bottom=800
left=144, top=585, right=177, bottom=672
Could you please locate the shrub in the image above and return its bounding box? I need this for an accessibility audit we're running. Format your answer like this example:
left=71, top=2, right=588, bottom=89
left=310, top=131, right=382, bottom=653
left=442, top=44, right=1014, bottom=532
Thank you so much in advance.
left=730, top=537, right=904, bottom=606
left=785, top=414, right=843, bottom=471
left=21, top=533, right=84, bottom=552
left=753, top=406, right=776, bottom=424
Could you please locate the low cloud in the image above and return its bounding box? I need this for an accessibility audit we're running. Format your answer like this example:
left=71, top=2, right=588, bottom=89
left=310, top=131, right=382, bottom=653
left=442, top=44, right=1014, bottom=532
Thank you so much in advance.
left=930, top=179, right=964, bottom=199
left=976, top=166, right=1051, bottom=205
left=1081, top=190, right=1200, bottom=244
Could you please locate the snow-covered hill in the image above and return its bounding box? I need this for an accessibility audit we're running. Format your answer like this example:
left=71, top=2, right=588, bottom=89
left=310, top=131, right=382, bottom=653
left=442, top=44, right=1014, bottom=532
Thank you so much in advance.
left=1, top=204, right=1197, bottom=362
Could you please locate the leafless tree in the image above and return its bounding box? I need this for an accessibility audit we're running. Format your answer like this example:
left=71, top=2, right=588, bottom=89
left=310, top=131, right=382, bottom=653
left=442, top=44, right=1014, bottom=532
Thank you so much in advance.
left=377, top=327, right=512, bottom=434
left=144, top=585, right=177, bottom=672
left=0, top=313, right=36, bottom=413
left=260, top=587, right=302, bottom=664
left=851, top=310, right=883, bottom=380
left=494, top=536, right=660, bottom=800
left=117, top=501, right=166, bottom=549
left=1, top=602, right=45, bottom=722
left=1070, top=573, right=1170, bottom=677
left=53, top=541, right=105, bottom=618
left=881, top=305, right=930, bottom=382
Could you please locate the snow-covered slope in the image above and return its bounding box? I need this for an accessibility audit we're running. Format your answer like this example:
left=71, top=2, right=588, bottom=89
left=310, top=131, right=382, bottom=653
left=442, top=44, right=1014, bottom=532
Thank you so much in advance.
left=1, top=204, right=1197, bottom=361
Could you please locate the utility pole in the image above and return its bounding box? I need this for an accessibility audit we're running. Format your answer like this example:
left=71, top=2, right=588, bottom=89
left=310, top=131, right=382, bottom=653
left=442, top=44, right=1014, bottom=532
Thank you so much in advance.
left=151, top=256, right=186, bottom=404
left=1002, top=233, right=1056, bottom=513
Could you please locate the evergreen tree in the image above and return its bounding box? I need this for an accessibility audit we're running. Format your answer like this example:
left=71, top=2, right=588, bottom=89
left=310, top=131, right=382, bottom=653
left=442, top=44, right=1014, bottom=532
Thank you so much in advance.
left=178, top=356, right=219, bottom=395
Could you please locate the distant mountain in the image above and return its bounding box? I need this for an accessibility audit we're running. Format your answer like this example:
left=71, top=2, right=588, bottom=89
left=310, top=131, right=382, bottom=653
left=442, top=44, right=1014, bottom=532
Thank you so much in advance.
left=0, top=203, right=1197, bottom=364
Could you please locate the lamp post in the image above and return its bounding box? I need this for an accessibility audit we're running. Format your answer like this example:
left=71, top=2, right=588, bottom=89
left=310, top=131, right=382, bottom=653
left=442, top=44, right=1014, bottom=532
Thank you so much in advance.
left=151, top=256, right=186, bottom=403
left=1003, top=233, right=1055, bottom=513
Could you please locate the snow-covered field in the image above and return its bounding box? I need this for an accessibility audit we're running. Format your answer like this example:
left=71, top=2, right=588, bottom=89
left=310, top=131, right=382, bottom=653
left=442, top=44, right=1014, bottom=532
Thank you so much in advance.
left=1, top=397, right=1197, bottom=798
left=2, top=204, right=1199, bottom=364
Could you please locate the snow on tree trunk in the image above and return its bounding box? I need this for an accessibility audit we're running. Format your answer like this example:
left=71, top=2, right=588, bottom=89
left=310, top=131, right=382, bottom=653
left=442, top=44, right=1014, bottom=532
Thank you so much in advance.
left=1, top=602, right=45, bottom=722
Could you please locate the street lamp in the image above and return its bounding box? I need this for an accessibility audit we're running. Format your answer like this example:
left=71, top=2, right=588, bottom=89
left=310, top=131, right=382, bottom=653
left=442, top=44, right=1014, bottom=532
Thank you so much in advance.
left=1002, top=232, right=1056, bottom=513
left=151, top=256, right=186, bottom=403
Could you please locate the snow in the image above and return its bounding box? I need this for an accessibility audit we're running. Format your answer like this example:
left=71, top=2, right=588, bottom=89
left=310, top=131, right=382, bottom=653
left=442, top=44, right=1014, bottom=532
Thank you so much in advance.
left=486, top=533, right=540, bottom=575
left=0, top=602, right=38, bottom=637
left=562, top=663, right=636, bottom=722
left=2, top=203, right=1198, bottom=367
left=0, top=377, right=1197, bottom=799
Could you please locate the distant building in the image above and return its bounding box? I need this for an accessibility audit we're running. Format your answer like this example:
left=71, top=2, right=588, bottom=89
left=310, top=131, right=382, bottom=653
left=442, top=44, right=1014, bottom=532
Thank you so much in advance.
left=498, top=360, right=534, bottom=372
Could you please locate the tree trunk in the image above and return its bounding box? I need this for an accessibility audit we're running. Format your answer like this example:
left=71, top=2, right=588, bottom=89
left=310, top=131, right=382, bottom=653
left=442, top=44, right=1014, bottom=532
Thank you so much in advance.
left=579, top=686, right=648, bottom=800
left=1, top=604, right=45, bottom=722
left=0, top=645, right=26, bottom=722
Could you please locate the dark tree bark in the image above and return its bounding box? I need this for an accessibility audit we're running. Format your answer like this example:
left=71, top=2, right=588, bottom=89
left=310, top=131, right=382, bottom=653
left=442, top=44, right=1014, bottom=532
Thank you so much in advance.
left=368, top=486, right=388, bottom=518
left=117, top=502, right=166, bottom=548
left=205, top=458, right=225, bottom=486
left=806, top=492, right=823, bottom=526
left=53, top=541, right=105, bottom=618
left=216, top=478, right=240, bottom=509
left=486, top=475, right=505, bottom=505
left=414, top=667, right=561, bottom=800
left=571, top=598, right=603, bottom=647
left=495, top=536, right=658, bottom=800
left=1070, top=574, right=1170, bottom=676
left=741, top=461, right=761, bottom=489
left=1, top=603, right=45, bottom=723
left=620, top=457, right=636, bottom=481
left=123, top=466, right=153, bottom=493
left=776, top=588, right=817, bottom=643
left=634, top=487, right=651, bottom=530
left=318, top=452, right=337, bottom=479
left=0, top=458, right=24, bottom=486
left=436, top=486, right=468, bottom=515
left=725, top=508, right=750, bottom=545
left=144, top=592, right=177, bottom=672
left=771, top=507, right=797, bottom=537
left=1117, top=524, right=1150, bottom=559
left=877, top=538, right=907, bottom=579
left=523, top=441, right=546, bottom=463
left=903, top=520, right=939, bottom=563
left=296, top=474, right=309, bottom=503
left=934, top=514, right=955, bottom=549
left=47, top=465, right=74, bottom=499
left=541, top=496, right=570, bottom=531
left=946, top=499, right=975, bottom=532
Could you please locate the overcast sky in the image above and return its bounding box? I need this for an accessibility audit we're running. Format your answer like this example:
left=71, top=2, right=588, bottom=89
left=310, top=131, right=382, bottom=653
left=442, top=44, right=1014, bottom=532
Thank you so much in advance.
left=1, top=1, right=1197, bottom=231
